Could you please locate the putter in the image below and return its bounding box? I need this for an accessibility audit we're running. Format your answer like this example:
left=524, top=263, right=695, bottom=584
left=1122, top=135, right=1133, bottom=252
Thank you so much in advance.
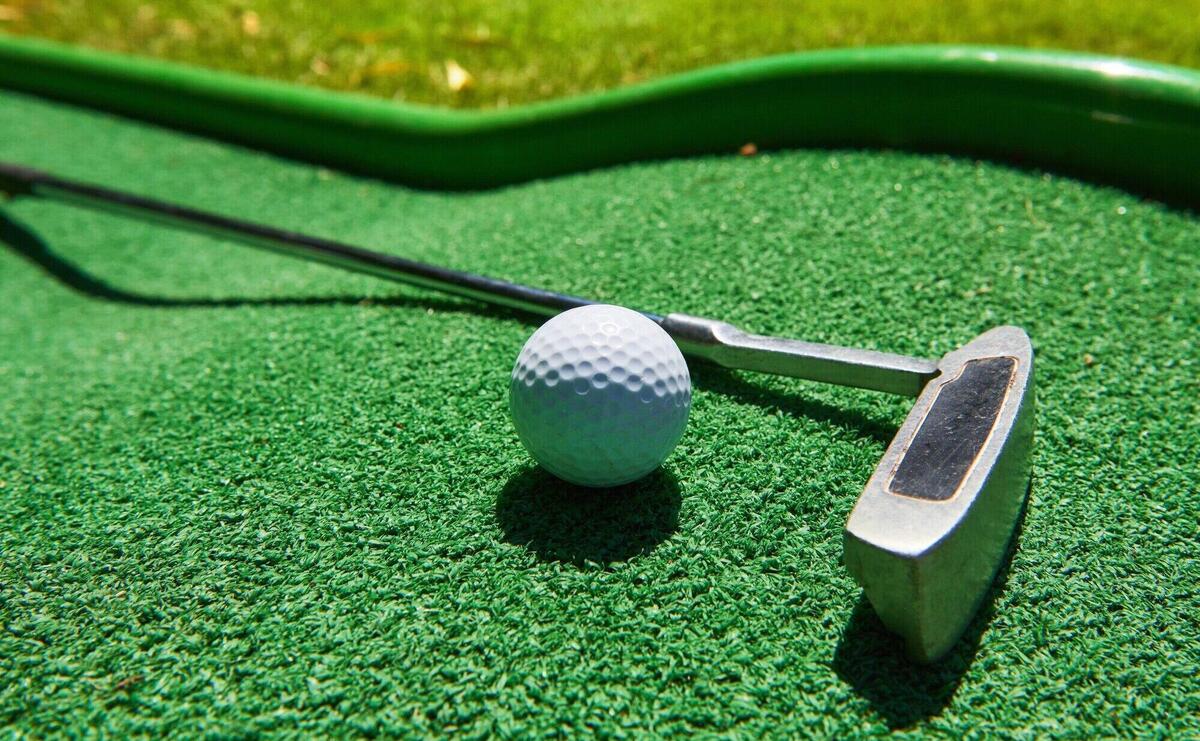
left=0, top=162, right=1034, bottom=662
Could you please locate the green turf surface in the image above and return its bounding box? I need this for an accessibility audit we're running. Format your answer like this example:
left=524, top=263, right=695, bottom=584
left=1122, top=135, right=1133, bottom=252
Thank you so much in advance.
left=2, top=89, right=1198, bottom=735
left=6, top=0, right=1200, bottom=107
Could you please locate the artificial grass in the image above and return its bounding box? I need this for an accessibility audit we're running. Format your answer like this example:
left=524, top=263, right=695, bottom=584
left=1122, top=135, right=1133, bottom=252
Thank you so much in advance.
left=1, top=88, right=1198, bottom=736
left=3, top=0, right=1200, bottom=108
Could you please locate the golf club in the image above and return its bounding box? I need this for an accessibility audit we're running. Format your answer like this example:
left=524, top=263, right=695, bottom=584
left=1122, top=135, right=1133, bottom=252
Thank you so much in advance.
left=0, top=161, right=1034, bottom=662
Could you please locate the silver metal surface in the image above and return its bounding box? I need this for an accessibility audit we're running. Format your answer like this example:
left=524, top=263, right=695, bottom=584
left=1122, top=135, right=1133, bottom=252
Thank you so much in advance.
left=663, top=314, right=939, bottom=396
left=843, top=326, right=1035, bottom=662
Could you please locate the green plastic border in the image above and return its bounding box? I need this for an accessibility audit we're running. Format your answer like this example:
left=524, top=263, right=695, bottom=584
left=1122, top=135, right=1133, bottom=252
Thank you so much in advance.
left=1, top=35, right=1198, bottom=198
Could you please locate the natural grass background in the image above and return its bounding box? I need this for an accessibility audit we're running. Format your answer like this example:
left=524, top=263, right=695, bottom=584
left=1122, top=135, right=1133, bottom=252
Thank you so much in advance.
left=3, top=0, right=1200, bottom=107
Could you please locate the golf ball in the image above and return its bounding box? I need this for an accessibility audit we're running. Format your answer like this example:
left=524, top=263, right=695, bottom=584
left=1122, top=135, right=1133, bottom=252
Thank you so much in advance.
left=509, top=304, right=692, bottom=487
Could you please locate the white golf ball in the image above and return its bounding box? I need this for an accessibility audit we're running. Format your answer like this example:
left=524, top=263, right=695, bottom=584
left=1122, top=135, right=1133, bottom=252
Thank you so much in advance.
left=509, top=304, right=692, bottom=487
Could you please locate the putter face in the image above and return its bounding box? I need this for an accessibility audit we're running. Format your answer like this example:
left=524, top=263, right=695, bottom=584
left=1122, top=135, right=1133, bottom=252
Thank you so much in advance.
left=843, top=326, right=1035, bottom=662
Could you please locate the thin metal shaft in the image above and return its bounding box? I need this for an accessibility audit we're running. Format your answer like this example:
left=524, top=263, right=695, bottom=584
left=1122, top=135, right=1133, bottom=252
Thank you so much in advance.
left=1, top=163, right=606, bottom=321
left=0, top=162, right=939, bottom=396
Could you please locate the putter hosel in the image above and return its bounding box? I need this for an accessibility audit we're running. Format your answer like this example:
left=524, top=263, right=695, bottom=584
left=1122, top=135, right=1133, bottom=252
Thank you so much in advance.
left=663, top=314, right=938, bottom=396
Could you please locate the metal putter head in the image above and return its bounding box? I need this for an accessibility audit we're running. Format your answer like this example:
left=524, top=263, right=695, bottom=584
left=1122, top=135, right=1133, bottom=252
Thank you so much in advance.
left=843, top=325, right=1035, bottom=662
left=665, top=315, right=1035, bottom=662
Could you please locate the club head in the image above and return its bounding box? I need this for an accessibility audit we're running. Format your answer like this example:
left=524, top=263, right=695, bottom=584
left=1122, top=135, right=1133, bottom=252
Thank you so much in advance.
left=843, top=325, right=1035, bottom=662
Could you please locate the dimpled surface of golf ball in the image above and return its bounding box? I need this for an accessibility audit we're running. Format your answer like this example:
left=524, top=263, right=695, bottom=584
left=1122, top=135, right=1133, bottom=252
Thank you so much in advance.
left=510, top=304, right=691, bottom=487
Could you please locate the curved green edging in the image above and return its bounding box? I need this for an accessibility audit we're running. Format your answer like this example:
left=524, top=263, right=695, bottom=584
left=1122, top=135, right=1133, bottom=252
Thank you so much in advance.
left=1, top=34, right=1198, bottom=198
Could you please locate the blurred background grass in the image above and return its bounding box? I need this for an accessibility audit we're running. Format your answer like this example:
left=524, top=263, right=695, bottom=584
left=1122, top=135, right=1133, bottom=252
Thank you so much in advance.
left=3, top=0, right=1199, bottom=108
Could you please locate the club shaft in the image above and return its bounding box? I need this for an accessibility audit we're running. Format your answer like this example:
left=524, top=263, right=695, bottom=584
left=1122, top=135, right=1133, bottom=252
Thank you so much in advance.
left=0, top=162, right=939, bottom=395
left=4, top=165, right=604, bottom=320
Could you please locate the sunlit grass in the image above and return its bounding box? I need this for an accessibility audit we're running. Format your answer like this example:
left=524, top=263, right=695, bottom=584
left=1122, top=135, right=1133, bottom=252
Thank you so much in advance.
left=4, top=0, right=1198, bottom=108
